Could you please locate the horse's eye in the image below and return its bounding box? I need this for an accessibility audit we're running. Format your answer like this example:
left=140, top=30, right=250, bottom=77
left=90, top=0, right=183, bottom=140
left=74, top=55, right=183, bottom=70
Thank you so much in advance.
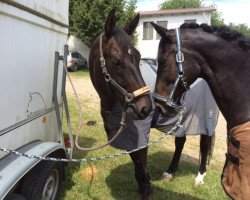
left=113, top=58, right=125, bottom=69
left=113, top=59, right=121, bottom=66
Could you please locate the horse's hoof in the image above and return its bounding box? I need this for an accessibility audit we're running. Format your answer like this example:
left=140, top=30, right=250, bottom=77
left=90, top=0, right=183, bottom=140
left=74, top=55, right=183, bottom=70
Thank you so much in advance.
left=139, top=183, right=152, bottom=200
left=195, top=172, right=206, bottom=186
left=161, top=172, right=173, bottom=182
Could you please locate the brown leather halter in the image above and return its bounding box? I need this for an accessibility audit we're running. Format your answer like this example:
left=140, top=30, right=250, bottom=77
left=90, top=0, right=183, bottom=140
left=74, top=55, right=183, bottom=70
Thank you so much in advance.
left=99, top=33, right=150, bottom=105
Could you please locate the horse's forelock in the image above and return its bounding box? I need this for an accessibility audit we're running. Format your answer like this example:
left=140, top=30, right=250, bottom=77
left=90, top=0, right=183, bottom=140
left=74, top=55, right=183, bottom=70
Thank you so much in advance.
left=113, top=28, right=131, bottom=49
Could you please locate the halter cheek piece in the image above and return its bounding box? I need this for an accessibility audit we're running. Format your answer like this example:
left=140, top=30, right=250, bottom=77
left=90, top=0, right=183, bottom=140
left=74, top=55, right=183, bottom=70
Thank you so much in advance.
left=99, top=33, right=150, bottom=105
left=153, top=28, right=189, bottom=112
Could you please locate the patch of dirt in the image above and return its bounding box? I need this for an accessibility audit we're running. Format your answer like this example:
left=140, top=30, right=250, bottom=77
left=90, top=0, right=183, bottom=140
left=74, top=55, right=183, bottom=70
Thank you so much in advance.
left=81, top=166, right=100, bottom=181
left=66, top=75, right=100, bottom=111
left=178, top=114, right=227, bottom=168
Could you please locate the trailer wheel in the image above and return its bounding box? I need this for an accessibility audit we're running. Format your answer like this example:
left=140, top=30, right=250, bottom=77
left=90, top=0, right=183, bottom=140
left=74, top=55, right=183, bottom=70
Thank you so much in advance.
left=4, top=193, right=25, bottom=200
left=71, top=64, right=78, bottom=72
left=19, top=161, right=63, bottom=200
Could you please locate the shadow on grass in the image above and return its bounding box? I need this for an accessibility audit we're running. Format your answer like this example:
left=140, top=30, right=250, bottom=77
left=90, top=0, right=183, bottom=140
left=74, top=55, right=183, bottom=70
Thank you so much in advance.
left=105, top=151, right=202, bottom=200
left=59, top=135, right=97, bottom=198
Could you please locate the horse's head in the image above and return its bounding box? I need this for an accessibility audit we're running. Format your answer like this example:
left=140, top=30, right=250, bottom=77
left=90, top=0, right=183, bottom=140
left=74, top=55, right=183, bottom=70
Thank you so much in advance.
left=89, top=10, right=152, bottom=120
left=151, top=23, right=202, bottom=118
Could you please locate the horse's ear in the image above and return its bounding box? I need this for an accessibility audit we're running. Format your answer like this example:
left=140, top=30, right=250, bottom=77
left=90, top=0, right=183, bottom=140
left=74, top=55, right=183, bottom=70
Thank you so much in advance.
left=123, top=14, right=140, bottom=36
left=105, top=9, right=117, bottom=39
left=151, top=22, right=167, bottom=38
left=151, top=22, right=172, bottom=42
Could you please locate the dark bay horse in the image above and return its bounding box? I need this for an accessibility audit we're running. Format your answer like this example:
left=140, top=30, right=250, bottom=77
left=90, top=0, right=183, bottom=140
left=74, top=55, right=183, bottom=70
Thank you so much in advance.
left=151, top=22, right=250, bottom=199
left=89, top=10, right=152, bottom=200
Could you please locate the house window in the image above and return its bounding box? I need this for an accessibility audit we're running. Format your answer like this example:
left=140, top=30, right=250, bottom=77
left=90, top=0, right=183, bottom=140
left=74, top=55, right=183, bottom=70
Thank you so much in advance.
left=143, top=22, right=153, bottom=40
left=156, top=21, right=168, bottom=39
left=184, top=19, right=196, bottom=24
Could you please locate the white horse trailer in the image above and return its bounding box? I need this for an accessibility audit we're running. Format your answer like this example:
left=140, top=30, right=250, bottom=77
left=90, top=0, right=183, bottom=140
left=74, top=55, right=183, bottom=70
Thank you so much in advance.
left=0, top=1, right=72, bottom=199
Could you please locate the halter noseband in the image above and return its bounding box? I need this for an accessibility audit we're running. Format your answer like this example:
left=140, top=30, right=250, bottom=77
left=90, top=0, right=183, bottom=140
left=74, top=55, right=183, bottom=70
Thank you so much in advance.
left=99, top=33, right=150, bottom=105
left=153, top=28, right=189, bottom=112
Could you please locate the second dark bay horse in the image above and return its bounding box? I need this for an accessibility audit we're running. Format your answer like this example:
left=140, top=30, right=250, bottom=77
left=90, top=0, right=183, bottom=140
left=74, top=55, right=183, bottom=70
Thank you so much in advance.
left=151, top=22, right=250, bottom=199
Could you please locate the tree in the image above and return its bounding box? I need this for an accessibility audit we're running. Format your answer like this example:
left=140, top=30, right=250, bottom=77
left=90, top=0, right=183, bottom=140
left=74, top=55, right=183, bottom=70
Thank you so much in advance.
left=160, top=0, right=202, bottom=9
left=69, top=0, right=137, bottom=46
left=210, top=4, right=224, bottom=26
left=160, top=0, right=224, bottom=26
left=228, top=23, right=250, bottom=38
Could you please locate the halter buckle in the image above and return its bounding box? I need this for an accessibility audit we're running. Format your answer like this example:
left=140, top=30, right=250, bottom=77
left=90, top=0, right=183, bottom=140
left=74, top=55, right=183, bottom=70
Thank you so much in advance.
left=100, top=57, right=108, bottom=74
left=125, top=93, right=134, bottom=104
left=176, top=52, right=184, bottom=63
left=100, top=56, right=105, bottom=66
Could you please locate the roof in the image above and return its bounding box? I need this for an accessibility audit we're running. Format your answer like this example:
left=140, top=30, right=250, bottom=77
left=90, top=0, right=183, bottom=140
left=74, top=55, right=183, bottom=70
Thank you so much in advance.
left=139, top=6, right=216, bottom=17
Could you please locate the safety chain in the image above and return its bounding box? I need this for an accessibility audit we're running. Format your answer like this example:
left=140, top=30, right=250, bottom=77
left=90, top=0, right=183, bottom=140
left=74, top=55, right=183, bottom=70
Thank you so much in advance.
left=0, top=107, right=186, bottom=163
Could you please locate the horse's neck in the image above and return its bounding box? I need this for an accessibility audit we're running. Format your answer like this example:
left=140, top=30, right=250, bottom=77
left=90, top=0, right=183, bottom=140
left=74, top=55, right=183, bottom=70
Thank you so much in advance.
left=200, top=51, right=250, bottom=130
left=100, top=96, right=117, bottom=111
left=93, top=79, right=117, bottom=111
left=89, top=70, right=115, bottom=113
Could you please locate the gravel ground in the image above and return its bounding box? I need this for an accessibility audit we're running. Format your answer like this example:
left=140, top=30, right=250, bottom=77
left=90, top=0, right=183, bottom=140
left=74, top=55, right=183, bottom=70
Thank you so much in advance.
left=66, top=75, right=227, bottom=168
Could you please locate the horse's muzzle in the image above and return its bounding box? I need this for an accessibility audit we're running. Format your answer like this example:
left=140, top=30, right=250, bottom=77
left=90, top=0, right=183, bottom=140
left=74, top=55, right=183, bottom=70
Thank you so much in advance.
left=126, top=98, right=152, bottom=120
left=154, top=100, right=178, bottom=118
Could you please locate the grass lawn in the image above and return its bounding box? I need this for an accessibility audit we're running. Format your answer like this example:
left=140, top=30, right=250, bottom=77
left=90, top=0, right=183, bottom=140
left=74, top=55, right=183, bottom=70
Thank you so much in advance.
left=69, top=68, right=90, bottom=77
left=60, top=69, right=229, bottom=200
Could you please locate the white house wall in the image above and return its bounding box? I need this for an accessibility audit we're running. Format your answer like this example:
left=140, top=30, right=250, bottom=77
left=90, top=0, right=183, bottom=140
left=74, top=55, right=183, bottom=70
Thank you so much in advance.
left=136, top=12, right=212, bottom=58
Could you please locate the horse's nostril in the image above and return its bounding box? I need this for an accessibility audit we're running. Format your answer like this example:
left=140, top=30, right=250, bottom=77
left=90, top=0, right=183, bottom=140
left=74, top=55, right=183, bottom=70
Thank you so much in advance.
left=155, top=102, right=167, bottom=116
left=140, top=106, right=151, bottom=117
left=155, top=103, right=163, bottom=112
left=155, top=106, right=161, bottom=114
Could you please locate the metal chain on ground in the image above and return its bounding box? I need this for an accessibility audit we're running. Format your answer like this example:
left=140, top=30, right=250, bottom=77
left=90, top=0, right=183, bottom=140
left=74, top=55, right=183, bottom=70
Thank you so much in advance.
left=0, top=108, right=186, bottom=163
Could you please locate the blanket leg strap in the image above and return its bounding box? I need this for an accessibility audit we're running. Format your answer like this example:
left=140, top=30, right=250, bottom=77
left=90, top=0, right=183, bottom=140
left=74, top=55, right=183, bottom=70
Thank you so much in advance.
left=228, top=136, right=240, bottom=149
left=226, top=153, right=239, bottom=166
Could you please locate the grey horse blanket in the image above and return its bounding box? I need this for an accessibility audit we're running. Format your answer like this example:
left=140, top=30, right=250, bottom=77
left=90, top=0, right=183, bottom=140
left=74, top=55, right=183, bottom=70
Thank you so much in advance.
left=103, top=61, right=219, bottom=150
left=155, top=77, right=219, bottom=137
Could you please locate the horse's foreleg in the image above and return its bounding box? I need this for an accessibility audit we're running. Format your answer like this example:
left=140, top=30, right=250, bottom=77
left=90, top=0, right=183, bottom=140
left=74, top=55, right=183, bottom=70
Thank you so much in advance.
left=195, top=134, right=213, bottom=185
left=129, top=147, right=151, bottom=200
left=162, top=136, right=186, bottom=181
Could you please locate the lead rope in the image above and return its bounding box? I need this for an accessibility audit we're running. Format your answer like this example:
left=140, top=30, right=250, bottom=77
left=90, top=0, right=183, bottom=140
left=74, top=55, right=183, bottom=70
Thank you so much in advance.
left=62, top=60, right=128, bottom=151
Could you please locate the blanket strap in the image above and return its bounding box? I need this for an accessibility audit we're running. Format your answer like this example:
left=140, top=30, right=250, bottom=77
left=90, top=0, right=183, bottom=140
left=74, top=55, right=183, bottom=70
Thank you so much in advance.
left=228, top=135, right=240, bottom=149
left=226, top=153, right=239, bottom=166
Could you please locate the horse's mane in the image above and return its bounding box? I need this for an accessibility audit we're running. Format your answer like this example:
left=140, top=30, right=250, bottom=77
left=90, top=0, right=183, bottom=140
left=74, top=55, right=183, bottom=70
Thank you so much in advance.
left=180, top=22, right=250, bottom=51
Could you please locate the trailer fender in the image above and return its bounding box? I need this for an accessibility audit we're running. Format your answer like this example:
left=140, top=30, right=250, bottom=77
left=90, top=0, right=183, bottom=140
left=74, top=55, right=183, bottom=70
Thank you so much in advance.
left=0, top=141, right=67, bottom=199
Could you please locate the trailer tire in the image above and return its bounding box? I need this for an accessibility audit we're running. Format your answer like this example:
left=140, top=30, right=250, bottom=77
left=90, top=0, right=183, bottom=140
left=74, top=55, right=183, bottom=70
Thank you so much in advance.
left=19, top=161, right=63, bottom=200
left=4, top=194, right=25, bottom=200
left=71, top=64, right=78, bottom=72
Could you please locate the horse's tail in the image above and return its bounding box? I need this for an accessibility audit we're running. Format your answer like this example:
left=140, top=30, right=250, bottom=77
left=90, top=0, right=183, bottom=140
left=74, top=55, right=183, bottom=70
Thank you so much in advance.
left=198, top=134, right=215, bottom=165
left=207, top=134, right=215, bottom=165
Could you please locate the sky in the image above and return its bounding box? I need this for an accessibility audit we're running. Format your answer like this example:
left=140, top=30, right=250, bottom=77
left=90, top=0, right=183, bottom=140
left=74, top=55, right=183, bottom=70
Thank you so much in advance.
left=136, top=0, right=250, bottom=27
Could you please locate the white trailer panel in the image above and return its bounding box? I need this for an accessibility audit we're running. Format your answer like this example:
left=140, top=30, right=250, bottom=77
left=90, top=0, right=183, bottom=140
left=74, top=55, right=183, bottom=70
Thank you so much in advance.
left=0, top=0, right=70, bottom=198
left=0, top=1, right=68, bottom=157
